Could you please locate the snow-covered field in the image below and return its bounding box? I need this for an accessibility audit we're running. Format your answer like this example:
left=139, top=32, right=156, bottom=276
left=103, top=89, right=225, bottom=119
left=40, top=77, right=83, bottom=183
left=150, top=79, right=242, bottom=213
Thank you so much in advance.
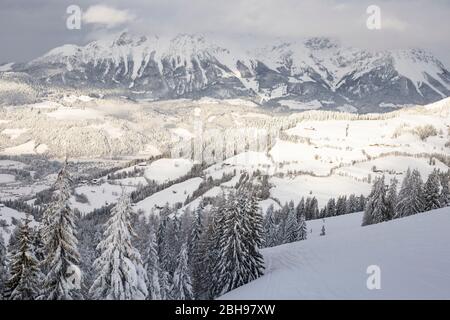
left=0, top=205, right=37, bottom=243
left=134, top=177, right=203, bottom=218
left=221, top=207, right=450, bottom=299
left=144, top=158, right=194, bottom=183
left=70, top=182, right=136, bottom=215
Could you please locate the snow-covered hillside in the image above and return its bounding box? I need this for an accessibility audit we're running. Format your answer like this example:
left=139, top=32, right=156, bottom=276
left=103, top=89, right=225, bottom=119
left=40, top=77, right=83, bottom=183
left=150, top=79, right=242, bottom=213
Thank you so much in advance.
left=220, top=207, right=450, bottom=299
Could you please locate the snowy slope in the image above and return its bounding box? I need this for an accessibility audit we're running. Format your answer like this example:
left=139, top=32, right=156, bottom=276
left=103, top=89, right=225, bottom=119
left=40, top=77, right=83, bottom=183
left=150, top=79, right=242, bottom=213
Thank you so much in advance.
left=134, top=177, right=203, bottom=218
left=0, top=206, right=37, bottom=244
left=221, top=207, right=450, bottom=299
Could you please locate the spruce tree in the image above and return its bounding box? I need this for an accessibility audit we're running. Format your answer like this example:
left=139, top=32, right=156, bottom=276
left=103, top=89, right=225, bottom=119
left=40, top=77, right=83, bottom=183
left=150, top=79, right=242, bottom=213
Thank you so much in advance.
left=326, top=198, right=336, bottom=217
left=424, top=170, right=442, bottom=211
left=439, top=171, right=450, bottom=206
left=144, top=225, right=161, bottom=300
left=89, top=194, right=148, bottom=300
left=362, top=176, right=389, bottom=226
left=336, top=196, right=347, bottom=216
left=396, top=169, right=425, bottom=218
left=263, top=205, right=277, bottom=248
left=41, top=163, right=82, bottom=300
left=159, top=270, right=172, bottom=300
left=296, top=198, right=305, bottom=221
left=0, top=234, right=8, bottom=299
left=298, top=209, right=308, bottom=241
left=206, top=197, right=227, bottom=299
left=188, top=205, right=204, bottom=299
left=386, top=177, right=398, bottom=219
left=284, top=205, right=300, bottom=243
left=241, top=188, right=264, bottom=282
left=214, top=190, right=264, bottom=296
left=171, top=243, right=194, bottom=300
left=5, top=216, right=41, bottom=300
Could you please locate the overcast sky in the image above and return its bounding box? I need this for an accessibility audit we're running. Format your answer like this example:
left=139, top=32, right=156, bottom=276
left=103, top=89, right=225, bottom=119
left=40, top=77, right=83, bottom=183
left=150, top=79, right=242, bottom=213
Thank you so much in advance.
left=1, top=0, right=449, bottom=66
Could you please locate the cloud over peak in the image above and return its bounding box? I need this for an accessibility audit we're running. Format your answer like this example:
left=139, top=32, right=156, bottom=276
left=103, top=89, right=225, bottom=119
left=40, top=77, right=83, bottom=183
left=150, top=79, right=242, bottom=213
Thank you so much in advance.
left=83, top=5, right=135, bottom=28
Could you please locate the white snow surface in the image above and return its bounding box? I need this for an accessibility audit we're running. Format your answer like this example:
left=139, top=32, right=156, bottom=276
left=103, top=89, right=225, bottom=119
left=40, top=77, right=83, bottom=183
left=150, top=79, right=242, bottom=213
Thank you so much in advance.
left=144, top=158, right=194, bottom=183
left=135, top=177, right=203, bottom=217
left=0, top=206, right=37, bottom=244
left=221, top=207, right=450, bottom=299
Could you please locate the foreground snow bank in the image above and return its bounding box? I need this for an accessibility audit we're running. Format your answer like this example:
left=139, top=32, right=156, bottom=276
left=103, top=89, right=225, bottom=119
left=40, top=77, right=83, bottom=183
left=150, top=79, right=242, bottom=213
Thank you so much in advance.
left=220, top=207, right=450, bottom=299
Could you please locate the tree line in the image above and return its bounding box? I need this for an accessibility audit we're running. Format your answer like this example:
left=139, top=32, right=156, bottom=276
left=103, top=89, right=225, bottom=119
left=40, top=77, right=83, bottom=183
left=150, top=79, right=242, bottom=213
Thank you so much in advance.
left=0, top=167, right=265, bottom=300
left=362, top=168, right=450, bottom=226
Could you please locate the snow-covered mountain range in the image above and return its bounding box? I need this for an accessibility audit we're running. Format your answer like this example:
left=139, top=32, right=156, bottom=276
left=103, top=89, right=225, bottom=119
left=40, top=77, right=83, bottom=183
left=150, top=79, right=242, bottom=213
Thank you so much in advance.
left=2, top=32, right=450, bottom=112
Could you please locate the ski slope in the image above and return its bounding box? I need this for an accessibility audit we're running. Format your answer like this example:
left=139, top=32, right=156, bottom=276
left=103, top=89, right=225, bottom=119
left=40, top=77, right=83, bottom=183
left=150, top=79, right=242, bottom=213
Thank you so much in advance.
left=220, top=207, right=450, bottom=300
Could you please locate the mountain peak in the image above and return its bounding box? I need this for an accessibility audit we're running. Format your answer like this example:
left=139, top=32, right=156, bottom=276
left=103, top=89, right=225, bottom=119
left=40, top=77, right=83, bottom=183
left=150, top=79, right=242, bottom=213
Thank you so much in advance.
left=304, top=37, right=339, bottom=50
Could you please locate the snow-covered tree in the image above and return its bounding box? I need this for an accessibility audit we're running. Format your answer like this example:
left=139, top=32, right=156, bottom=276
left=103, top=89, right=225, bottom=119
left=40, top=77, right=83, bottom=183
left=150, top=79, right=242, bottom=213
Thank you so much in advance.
left=346, top=194, right=359, bottom=213
left=325, top=198, right=336, bottom=217
left=336, top=196, right=347, bottom=216
left=144, top=225, right=161, bottom=300
left=240, top=188, right=265, bottom=282
left=296, top=198, right=305, bottom=221
left=396, top=169, right=425, bottom=218
left=188, top=205, right=204, bottom=299
left=304, top=197, right=319, bottom=220
left=205, top=197, right=227, bottom=299
left=89, top=194, right=148, bottom=300
left=439, top=170, right=450, bottom=206
left=298, top=209, right=308, bottom=241
left=5, top=216, right=41, bottom=300
left=424, top=169, right=442, bottom=211
left=386, top=177, right=398, bottom=219
left=0, top=234, right=8, bottom=299
left=159, top=270, right=172, bottom=300
left=358, top=194, right=366, bottom=211
left=362, top=176, right=389, bottom=226
left=41, top=164, right=82, bottom=300
left=263, top=205, right=278, bottom=248
left=171, top=243, right=194, bottom=300
left=213, top=189, right=264, bottom=296
left=284, top=205, right=301, bottom=243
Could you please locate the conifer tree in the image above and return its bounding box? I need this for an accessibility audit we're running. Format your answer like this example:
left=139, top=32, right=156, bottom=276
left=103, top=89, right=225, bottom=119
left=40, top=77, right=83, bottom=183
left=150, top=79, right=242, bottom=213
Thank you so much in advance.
left=89, top=194, right=148, bottom=300
left=439, top=171, right=450, bottom=206
left=171, top=243, right=194, bottom=300
left=0, top=234, right=8, bottom=299
left=159, top=270, right=172, bottom=300
left=284, top=205, right=300, bottom=243
left=5, top=216, right=41, bottom=300
left=336, top=196, right=347, bottom=216
left=41, top=163, right=82, bottom=300
left=144, top=225, right=161, bottom=300
left=298, top=210, right=308, bottom=241
left=326, top=198, right=336, bottom=217
left=346, top=194, right=359, bottom=213
left=206, top=196, right=227, bottom=298
left=263, top=205, right=278, bottom=248
left=386, top=177, right=398, bottom=219
left=241, top=188, right=264, bottom=282
left=424, top=169, right=442, bottom=211
left=362, top=176, right=389, bottom=226
left=214, top=190, right=264, bottom=296
left=296, top=198, right=305, bottom=221
left=396, top=169, right=424, bottom=218
left=188, top=205, right=204, bottom=299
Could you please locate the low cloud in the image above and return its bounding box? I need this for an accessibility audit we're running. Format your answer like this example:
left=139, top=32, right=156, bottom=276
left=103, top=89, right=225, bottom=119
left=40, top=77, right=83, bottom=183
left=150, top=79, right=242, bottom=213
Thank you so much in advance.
left=83, top=5, right=135, bottom=28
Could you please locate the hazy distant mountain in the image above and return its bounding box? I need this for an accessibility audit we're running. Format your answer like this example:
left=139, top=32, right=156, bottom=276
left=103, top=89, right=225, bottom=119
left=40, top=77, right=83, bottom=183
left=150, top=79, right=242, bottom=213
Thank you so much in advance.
left=2, top=32, right=450, bottom=112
